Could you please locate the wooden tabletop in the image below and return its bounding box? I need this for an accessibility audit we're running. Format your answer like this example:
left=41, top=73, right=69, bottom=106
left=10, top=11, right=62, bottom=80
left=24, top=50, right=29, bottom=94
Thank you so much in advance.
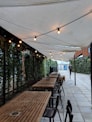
left=0, top=91, right=51, bottom=122
left=49, top=74, right=59, bottom=78
left=32, top=77, right=57, bottom=89
left=50, top=72, right=58, bottom=75
left=49, top=72, right=59, bottom=78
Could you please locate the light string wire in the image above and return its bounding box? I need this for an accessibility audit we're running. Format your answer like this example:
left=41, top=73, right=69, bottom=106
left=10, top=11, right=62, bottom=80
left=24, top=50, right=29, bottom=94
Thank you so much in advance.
left=34, top=10, right=92, bottom=38
left=0, top=10, right=92, bottom=40
left=0, top=0, right=78, bottom=7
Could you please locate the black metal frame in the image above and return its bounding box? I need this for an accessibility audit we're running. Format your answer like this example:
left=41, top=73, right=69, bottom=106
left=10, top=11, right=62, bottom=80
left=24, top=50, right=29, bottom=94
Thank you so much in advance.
left=0, top=27, right=45, bottom=106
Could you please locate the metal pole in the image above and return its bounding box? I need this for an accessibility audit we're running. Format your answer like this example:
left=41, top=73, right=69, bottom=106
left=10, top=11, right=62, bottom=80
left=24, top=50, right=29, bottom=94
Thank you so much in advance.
left=74, top=55, right=76, bottom=86
left=90, top=43, right=92, bottom=105
left=3, top=41, right=6, bottom=104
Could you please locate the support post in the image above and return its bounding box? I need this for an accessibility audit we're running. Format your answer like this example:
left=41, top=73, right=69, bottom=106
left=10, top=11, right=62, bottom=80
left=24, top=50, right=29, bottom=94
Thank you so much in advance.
left=74, top=55, right=76, bottom=86
left=3, top=41, right=6, bottom=104
left=90, top=43, right=92, bottom=105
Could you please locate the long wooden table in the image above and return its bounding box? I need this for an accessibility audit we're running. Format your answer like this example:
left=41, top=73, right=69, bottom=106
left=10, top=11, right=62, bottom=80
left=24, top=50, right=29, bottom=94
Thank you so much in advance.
left=49, top=72, right=59, bottom=78
left=49, top=74, right=59, bottom=78
left=32, top=77, right=57, bottom=91
left=0, top=91, right=51, bottom=122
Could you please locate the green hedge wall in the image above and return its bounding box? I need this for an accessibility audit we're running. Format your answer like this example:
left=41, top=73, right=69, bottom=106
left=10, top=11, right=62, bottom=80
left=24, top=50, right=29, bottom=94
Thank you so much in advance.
left=70, top=56, right=91, bottom=74
left=43, top=58, right=58, bottom=76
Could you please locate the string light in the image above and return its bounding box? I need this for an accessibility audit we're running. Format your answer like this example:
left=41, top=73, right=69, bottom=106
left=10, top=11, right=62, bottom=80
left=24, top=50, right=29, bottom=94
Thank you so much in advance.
left=9, top=39, right=12, bottom=43
left=35, top=50, right=37, bottom=53
left=36, top=54, right=39, bottom=57
left=0, top=10, right=91, bottom=41
left=19, top=40, right=22, bottom=44
left=17, top=44, right=20, bottom=47
left=1, top=9, right=91, bottom=56
left=57, top=28, right=60, bottom=34
left=23, top=10, right=92, bottom=40
left=34, top=36, right=37, bottom=41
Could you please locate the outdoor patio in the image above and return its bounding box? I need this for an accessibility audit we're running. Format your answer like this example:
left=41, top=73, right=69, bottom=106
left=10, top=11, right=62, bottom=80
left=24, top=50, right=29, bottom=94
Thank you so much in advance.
left=41, top=70, right=92, bottom=122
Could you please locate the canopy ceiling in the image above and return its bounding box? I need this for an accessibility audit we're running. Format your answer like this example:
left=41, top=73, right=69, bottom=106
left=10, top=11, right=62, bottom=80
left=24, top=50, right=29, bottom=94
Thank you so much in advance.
left=0, top=0, right=92, bottom=61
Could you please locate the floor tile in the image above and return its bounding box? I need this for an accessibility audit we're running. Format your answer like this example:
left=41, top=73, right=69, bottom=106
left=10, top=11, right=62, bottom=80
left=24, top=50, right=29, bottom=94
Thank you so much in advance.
left=41, top=70, right=92, bottom=122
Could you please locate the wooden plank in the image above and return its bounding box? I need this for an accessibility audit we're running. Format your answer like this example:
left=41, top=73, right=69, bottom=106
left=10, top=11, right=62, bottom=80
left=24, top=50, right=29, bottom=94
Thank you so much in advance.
left=0, top=91, right=51, bottom=122
left=32, top=77, right=56, bottom=89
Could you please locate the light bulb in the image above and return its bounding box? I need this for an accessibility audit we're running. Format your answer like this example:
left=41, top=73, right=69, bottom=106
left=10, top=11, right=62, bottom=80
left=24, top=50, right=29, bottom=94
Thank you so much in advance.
left=57, top=28, right=60, bottom=34
left=19, top=40, right=22, bottom=44
left=9, top=40, right=12, bottom=43
left=34, top=36, right=37, bottom=41
left=35, top=50, right=37, bottom=53
left=17, top=44, right=20, bottom=47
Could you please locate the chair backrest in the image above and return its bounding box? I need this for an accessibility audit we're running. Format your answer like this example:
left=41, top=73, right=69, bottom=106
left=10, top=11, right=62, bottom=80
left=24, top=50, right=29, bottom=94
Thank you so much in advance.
left=51, top=95, right=60, bottom=118
left=64, top=100, right=73, bottom=122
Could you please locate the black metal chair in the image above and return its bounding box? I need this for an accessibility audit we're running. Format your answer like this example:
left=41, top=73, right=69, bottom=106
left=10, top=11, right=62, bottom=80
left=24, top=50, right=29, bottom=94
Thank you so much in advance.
left=53, top=80, right=64, bottom=109
left=58, top=77, right=65, bottom=96
left=43, top=96, right=62, bottom=122
left=64, top=100, right=73, bottom=122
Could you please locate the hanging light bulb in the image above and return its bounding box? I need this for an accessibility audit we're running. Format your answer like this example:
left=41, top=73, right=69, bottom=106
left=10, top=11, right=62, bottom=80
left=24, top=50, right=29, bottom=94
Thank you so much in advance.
left=9, top=39, right=11, bottom=43
left=36, top=54, right=39, bottom=57
left=34, top=36, right=37, bottom=41
left=19, top=40, right=22, bottom=44
left=17, top=44, right=20, bottom=47
left=35, top=50, right=37, bottom=53
left=57, top=27, right=60, bottom=34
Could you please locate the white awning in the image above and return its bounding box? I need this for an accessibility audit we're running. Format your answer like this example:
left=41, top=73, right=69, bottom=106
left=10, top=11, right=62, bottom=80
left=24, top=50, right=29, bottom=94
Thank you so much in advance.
left=0, top=0, right=92, bottom=60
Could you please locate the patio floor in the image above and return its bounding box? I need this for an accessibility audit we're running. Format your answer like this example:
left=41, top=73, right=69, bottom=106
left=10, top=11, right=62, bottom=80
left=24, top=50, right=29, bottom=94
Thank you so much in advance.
left=41, top=70, right=92, bottom=122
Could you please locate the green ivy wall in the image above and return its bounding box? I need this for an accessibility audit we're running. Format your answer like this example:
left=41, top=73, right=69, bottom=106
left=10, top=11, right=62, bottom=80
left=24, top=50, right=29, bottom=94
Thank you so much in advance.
left=70, top=56, right=90, bottom=74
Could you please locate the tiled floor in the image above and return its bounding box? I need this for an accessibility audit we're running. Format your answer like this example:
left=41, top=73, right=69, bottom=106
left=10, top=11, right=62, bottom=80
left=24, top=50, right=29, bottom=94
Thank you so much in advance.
left=41, top=70, right=92, bottom=122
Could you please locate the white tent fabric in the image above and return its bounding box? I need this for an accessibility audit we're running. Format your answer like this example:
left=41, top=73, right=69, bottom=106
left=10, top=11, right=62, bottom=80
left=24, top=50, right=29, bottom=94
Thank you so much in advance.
left=0, top=0, right=92, bottom=60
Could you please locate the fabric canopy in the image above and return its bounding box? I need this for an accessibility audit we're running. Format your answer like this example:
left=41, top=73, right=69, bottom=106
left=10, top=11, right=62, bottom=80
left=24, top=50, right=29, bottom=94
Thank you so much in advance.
left=0, top=0, right=92, bottom=60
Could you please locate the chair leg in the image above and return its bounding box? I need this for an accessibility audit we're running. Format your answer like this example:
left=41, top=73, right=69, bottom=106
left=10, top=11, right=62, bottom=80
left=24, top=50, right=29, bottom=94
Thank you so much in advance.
left=59, top=94, right=63, bottom=109
left=62, top=86, right=65, bottom=96
left=53, top=118, right=54, bottom=122
left=57, top=109, right=62, bottom=122
left=49, top=118, right=51, bottom=122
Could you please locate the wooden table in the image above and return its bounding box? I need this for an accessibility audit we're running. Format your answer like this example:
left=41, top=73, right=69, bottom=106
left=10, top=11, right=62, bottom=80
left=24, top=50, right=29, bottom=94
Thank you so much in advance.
left=0, top=91, right=51, bottom=122
left=50, top=72, right=58, bottom=75
left=32, top=77, right=57, bottom=91
left=49, top=72, right=59, bottom=78
left=49, top=74, right=59, bottom=78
